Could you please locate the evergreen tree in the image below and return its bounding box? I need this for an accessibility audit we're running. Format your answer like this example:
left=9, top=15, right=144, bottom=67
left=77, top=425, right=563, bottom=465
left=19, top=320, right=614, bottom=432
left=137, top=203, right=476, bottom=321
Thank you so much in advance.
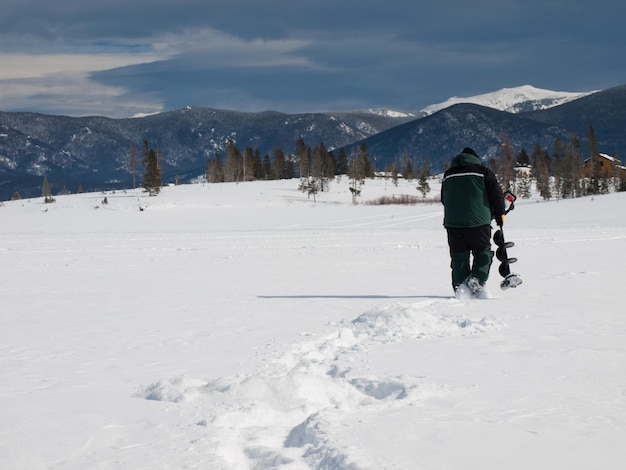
left=532, top=144, right=552, bottom=200
left=224, top=138, right=242, bottom=182
left=262, top=154, right=272, bottom=180
left=559, top=136, right=583, bottom=198
left=618, top=172, right=626, bottom=192
left=316, top=142, right=334, bottom=191
left=298, top=175, right=321, bottom=201
left=517, top=171, right=532, bottom=199
left=303, top=146, right=312, bottom=179
left=552, top=137, right=565, bottom=197
left=616, top=156, right=626, bottom=192
left=302, top=143, right=328, bottom=192
left=42, top=175, right=55, bottom=203
left=517, top=148, right=531, bottom=167
left=272, top=147, right=286, bottom=179
left=327, top=151, right=338, bottom=180
left=129, top=143, right=138, bottom=189
left=242, top=147, right=254, bottom=181
left=299, top=146, right=312, bottom=182
left=587, top=126, right=602, bottom=195
left=610, top=153, right=625, bottom=192
left=285, top=155, right=296, bottom=179
left=348, top=145, right=369, bottom=203
left=298, top=144, right=323, bottom=201
left=516, top=148, right=532, bottom=199
left=295, top=137, right=308, bottom=178
left=488, top=156, right=499, bottom=174
left=416, top=157, right=431, bottom=198
left=206, top=147, right=224, bottom=183
left=141, top=141, right=162, bottom=195
left=311, top=144, right=322, bottom=182
left=388, top=162, right=400, bottom=186
left=402, top=149, right=414, bottom=180
left=335, top=148, right=349, bottom=175
left=42, top=175, right=51, bottom=198
left=359, top=144, right=373, bottom=178
left=253, top=149, right=264, bottom=180
left=350, top=144, right=372, bottom=181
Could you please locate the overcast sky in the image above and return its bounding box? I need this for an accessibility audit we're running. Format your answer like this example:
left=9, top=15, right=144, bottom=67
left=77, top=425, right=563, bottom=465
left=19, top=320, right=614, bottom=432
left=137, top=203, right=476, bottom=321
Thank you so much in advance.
left=1, top=0, right=624, bottom=118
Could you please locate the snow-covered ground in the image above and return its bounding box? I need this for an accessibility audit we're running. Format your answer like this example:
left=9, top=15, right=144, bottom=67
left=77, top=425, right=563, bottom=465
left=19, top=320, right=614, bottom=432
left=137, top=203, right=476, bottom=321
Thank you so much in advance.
left=1, top=177, right=625, bottom=469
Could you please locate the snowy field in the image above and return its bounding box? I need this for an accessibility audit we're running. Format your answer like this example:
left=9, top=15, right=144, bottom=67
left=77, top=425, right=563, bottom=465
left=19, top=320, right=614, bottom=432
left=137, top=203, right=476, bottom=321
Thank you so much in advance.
left=1, top=177, right=625, bottom=469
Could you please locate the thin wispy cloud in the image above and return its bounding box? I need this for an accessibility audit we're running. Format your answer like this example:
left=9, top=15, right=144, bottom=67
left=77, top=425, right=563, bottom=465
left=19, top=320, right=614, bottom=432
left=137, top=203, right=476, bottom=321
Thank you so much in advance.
left=153, top=28, right=315, bottom=68
left=0, top=53, right=164, bottom=79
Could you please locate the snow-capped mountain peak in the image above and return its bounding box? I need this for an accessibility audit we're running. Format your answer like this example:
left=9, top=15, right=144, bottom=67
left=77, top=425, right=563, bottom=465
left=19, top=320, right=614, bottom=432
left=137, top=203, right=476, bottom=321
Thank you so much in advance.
left=421, top=84, right=597, bottom=115
left=361, top=108, right=417, bottom=119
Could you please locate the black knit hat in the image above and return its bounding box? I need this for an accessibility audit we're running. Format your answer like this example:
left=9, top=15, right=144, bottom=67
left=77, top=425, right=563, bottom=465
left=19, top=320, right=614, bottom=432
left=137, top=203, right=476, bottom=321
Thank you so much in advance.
left=462, top=147, right=478, bottom=157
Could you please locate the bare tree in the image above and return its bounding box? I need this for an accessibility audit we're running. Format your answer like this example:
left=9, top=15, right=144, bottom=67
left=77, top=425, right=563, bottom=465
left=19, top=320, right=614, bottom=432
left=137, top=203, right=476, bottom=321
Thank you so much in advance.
left=497, top=135, right=517, bottom=191
left=559, top=135, right=584, bottom=198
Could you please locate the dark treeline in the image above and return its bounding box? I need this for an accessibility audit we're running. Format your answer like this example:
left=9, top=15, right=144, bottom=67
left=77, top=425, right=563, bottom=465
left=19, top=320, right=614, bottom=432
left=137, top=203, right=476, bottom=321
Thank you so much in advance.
left=205, top=137, right=378, bottom=184
left=28, top=126, right=625, bottom=203
left=203, top=136, right=436, bottom=202
left=206, top=137, right=351, bottom=184
left=168, top=125, right=626, bottom=204
left=204, top=127, right=626, bottom=202
left=204, top=136, right=433, bottom=184
left=489, top=126, right=626, bottom=201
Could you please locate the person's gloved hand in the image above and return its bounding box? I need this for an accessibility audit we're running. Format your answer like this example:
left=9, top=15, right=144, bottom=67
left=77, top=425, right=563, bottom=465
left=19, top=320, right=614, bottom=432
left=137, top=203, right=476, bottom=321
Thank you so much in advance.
left=496, top=214, right=505, bottom=226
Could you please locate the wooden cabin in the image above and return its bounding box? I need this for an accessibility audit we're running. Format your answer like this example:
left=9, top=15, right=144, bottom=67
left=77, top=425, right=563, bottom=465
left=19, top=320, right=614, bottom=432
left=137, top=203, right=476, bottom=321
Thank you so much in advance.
left=582, top=153, right=626, bottom=178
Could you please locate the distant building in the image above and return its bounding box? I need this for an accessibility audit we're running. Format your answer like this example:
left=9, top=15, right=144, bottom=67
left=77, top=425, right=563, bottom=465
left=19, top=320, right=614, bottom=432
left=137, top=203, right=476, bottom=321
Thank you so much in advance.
left=582, top=153, right=626, bottom=178
left=514, top=165, right=532, bottom=176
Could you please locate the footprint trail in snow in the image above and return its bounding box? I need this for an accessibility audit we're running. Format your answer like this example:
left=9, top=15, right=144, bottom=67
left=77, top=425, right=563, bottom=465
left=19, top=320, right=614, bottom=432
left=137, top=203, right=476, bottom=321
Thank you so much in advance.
left=137, top=298, right=501, bottom=469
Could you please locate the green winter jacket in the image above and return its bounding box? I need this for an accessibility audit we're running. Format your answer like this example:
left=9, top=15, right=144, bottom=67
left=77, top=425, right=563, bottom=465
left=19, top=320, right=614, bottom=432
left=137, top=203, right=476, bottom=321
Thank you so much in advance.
left=441, top=151, right=504, bottom=228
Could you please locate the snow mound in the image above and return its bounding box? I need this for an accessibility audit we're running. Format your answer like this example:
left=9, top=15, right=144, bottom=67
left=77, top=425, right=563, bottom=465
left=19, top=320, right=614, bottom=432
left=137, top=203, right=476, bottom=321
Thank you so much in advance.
left=351, top=301, right=499, bottom=339
left=142, top=376, right=209, bottom=403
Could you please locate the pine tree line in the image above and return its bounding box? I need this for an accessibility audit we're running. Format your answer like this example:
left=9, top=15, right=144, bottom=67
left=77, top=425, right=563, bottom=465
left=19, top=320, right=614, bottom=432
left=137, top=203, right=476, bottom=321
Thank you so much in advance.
left=491, top=127, right=625, bottom=200
left=204, top=137, right=436, bottom=182
left=205, top=137, right=363, bottom=185
left=33, top=126, right=625, bottom=202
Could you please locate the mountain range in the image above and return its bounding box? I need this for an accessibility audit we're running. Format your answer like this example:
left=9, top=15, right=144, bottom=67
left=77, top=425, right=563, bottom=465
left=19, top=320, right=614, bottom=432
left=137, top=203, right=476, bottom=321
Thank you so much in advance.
left=343, top=84, right=626, bottom=172
left=1, top=84, right=624, bottom=201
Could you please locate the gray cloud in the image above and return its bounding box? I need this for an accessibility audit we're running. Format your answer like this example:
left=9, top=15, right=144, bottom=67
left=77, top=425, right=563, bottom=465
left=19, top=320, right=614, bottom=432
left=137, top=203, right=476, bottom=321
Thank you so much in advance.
left=1, top=0, right=624, bottom=117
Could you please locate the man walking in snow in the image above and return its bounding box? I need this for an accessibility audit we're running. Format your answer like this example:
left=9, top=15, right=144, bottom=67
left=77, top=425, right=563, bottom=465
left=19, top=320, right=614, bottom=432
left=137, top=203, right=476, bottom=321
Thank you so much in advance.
left=441, top=147, right=505, bottom=296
